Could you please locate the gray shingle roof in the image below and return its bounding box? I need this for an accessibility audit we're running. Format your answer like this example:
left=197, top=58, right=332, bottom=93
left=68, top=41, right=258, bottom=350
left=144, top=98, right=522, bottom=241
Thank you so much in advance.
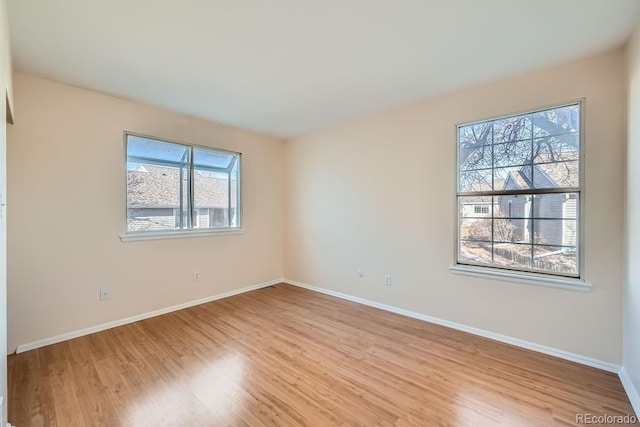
left=127, top=165, right=237, bottom=208
left=504, top=153, right=578, bottom=191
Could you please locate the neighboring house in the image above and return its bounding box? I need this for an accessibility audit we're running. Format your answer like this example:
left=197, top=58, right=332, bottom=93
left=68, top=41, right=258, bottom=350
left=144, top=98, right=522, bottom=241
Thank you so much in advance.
left=461, top=201, right=493, bottom=218
left=499, top=156, right=578, bottom=247
left=127, top=164, right=237, bottom=232
left=459, top=180, right=503, bottom=220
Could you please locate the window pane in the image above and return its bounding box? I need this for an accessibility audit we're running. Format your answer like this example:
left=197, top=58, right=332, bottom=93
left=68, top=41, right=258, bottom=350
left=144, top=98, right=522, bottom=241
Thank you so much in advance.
left=532, top=104, right=579, bottom=138
left=459, top=240, right=492, bottom=264
left=493, top=140, right=531, bottom=168
left=192, top=148, right=240, bottom=229
left=193, top=170, right=230, bottom=229
left=533, top=245, right=578, bottom=275
left=461, top=219, right=492, bottom=241
left=531, top=160, right=578, bottom=189
left=459, top=169, right=492, bottom=192
left=533, top=133, right=579, bottom=160
left=532, top=219, right=577, bottom=247
left=459, top=122, right=492, bottom=172
left=493, top=218, right=517, bottom=243
left=532, top=193, right=578, bottom=219
left=459, top=196, right=492, bottom=242
left=493, top=114, right=531, bottom=143
left=230, top=159, right=239, bottom=227
left=492, top=243, right=532, bottom=269
left=459, top=146, right=492, bottom=172
left=193, top=147, right=236, bottom=170
left=459, top=122, right=492, bottom=146
left=459, top=196, right=492, bottom=218
left=127, top=164, right=184, bottom=232
left=494, top=166, right=527, bottom=191
left=127, top=135, right=189, bottom=165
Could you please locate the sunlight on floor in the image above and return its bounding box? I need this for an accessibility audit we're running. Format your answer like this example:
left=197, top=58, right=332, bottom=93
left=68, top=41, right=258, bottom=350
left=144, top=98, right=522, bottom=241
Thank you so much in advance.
left=127, top=351, right=248, bottom=425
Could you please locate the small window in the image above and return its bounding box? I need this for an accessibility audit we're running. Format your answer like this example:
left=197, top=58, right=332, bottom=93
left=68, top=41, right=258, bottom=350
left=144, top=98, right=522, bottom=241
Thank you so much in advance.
left=474, top=205, right=490, bottom=214
left=126, top=133, right=241, bottom=235
left=456, top=103, right=581, bottom=278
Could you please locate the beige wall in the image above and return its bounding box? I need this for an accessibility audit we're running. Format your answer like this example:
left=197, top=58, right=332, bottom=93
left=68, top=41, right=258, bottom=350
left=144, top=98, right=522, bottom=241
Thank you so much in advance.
left=4, top=44, right=629, bottom=369
left=0, top=0, right=11, bottom=422
left=284, top=49, right=626, bottom=364
left=7, top=73, right=284, bottom=353
left=625, top=27, right=640, bottom=402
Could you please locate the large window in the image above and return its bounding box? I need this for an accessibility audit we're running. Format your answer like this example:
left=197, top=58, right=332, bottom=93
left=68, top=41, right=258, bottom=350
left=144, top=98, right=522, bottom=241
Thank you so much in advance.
left=456, top=103, right=582, bottom=278
left=125, top=133, right=241, bottom=235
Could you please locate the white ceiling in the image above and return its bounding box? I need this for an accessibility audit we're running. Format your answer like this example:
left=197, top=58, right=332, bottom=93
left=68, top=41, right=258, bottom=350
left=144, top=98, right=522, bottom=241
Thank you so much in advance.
left=7, top=0, right=640, bottom=138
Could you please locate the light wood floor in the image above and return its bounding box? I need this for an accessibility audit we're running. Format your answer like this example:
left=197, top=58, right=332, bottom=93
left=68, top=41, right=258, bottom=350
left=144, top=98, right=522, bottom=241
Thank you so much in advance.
left=8, top=284, right=636, bottom=426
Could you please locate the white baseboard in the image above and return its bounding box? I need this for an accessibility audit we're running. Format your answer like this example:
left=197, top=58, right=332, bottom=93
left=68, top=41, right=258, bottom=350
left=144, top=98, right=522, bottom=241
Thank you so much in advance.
left=283, top=279, right=620, bottom=374
left=619, top=367, right=640, bottom=416
left=15, top=278, right=284, bottom=354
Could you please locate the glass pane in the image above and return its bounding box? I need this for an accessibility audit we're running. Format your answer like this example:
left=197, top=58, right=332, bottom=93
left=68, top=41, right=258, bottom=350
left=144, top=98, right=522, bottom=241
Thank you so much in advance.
left=193, top=169, right=230, bottom=229
left=496, top=193, right=531, bottom=244
left=459, top=146, right=492, bottom=172
left=193, top=147, right=236, bottom=170
left=459, top=169, right=492, bottom=192
left=230, top=159, right=239, bottom=227
left=127, top=163, right=184, bottom=232
left=493, top=114, right=531, bottom=143
left=533, top=133, right=579, bottom=161
left=459, top=196, right=492, bottom=219
left=531, top=160, right=578, bottom=189
left=492, top=243, right=532, bottom=269
left=493, top=140, right=531, bottom=168
left=461, top=218, right=491, bottom=241
left=532, top=193, right=578, bottom=219
left=459, top=122, right=492, bottom=172
left=533, top=245, right=578, bottom=275
left=531, top=219, right=577, bottom=247
left=127, top=135, right=189, bottom=165
left=496, top=193, right=528, bottom=217
left=459, top=240, right=492, bottom=265
left=494, top=166, right=528, bottom=191
left=192, top=148, right=240, bottom=229
left=459, top=123, right=492, bottom=146
left=532, top=104, right=579, bottom=138
left=493, top=218, right=518, bottom=243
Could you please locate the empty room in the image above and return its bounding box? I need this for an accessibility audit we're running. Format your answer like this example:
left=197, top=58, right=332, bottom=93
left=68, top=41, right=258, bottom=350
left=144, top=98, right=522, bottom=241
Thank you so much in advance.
left=0, top=0, right=639, bottom=425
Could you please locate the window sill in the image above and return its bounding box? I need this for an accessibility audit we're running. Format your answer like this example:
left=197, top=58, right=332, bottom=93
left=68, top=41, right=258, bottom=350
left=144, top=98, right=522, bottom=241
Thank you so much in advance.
left=120, top=228, right=245, bottom=242
left=449, top=264, right=591, bottom=292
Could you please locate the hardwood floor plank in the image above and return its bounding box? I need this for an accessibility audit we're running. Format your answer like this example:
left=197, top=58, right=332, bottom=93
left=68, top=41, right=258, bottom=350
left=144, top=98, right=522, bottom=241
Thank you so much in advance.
left=8, top=284, right=636, bottom=426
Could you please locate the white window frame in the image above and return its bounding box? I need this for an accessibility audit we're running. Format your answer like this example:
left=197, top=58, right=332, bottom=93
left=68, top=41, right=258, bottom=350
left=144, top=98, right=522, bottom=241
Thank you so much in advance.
left=450, top=100, right=590, bottom=292
left=120, top=132, right=243, bottom=242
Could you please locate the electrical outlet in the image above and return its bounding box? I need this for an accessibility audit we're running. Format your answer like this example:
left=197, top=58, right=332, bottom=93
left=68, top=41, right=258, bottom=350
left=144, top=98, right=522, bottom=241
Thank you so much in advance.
left=384, top=274, right=392, bottom=286
left=100, top=287, right=111, bottom=301
left=194, top=271, right=200, bottom=281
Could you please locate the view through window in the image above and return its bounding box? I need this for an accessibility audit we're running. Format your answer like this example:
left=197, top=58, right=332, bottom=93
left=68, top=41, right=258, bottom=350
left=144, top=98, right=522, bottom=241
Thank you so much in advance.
left=126, top=134, right=241, bottom=234
left=457, top=103, right=581, bottom=277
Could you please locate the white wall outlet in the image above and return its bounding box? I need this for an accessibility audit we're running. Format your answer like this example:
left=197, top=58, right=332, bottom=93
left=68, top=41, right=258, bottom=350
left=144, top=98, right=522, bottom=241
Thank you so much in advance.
left=356, top=270, right=364, bottom=278
left=100, top=287, right=111, bottom=301
left=194, top=271, right=200, bottom=281
left=384, top=274, right=392, bottom=286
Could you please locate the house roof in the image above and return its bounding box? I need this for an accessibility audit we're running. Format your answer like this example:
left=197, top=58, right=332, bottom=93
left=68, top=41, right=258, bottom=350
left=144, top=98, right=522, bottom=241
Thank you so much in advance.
left=127, top=165, right=237, bottom=209
left=504, top=153, right=579, bottom=191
